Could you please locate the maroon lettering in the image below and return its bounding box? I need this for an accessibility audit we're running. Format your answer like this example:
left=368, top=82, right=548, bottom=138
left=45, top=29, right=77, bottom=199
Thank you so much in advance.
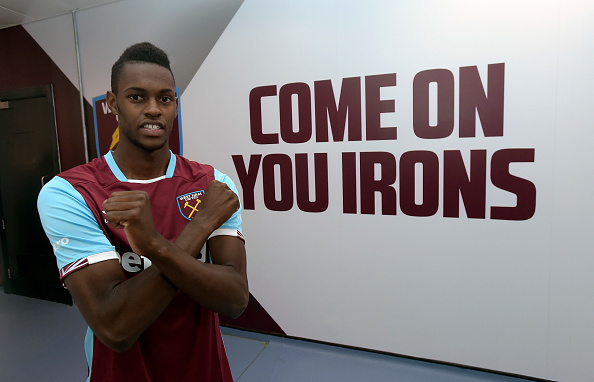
left=399, top=151, right=439, bottom=217
left=443, top=150, right=487, bottom=218
left=342, top=152, right=357, bottom=214
left=413, top=69, right=455, bottom=139
left=249, top=85, right=278, bottom=144
left=490, top=148, right=536, bottom=220
left=459, top=63, right=505, bottom=137
left=365, top=74, right=397, bottom=141
left=360, top=152, right=397, bottom=215
left=262, top=154, right=293, bottom=211
left=232, top=154, right=262, bottom=210
left=314, top=77, right=362, bottom=142
left=295, top=153, right=329, bottom=212
left=279, top=83, right=312, bottom=144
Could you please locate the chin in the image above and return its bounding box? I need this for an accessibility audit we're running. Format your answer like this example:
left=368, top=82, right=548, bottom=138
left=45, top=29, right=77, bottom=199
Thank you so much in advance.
left=135, top=137, right=170, bottom=152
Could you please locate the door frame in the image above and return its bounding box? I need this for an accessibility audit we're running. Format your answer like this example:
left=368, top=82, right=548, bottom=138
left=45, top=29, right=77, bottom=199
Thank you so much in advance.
left=0, top=85, right=63, bottom=301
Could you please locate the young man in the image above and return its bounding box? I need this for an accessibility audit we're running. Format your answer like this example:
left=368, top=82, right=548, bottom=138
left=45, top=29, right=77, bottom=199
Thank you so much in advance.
left=37, top=42, right=248, bottom=381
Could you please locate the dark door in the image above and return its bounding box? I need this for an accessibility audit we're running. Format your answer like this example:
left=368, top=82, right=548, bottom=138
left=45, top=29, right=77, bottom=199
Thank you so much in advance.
left=0, top=85, right=71, bottom=304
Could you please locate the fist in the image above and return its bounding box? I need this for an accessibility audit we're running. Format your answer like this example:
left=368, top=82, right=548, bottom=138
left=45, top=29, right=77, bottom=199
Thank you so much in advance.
left=195, top=180, right=239, bottom=229
left=102, top=191, right=159, bottom=255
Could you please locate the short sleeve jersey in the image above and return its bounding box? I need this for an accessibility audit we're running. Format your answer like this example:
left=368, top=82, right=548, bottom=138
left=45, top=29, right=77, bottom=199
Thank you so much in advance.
left=37, top=151, right=242, bottom=382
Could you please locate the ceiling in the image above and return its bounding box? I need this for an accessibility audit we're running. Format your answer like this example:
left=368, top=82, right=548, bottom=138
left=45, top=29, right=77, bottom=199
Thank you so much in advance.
left=0, top=0, right=121, bottom=29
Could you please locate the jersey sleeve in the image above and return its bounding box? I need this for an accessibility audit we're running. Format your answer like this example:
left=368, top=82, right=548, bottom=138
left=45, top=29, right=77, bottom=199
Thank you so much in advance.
left=37, top=176, right=119, bottom=280
left=211, top=169, right=244, bottom=242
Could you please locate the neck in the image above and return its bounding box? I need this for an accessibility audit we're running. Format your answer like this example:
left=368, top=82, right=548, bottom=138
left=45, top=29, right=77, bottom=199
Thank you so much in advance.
left=111, top=144, right=170, bottom=180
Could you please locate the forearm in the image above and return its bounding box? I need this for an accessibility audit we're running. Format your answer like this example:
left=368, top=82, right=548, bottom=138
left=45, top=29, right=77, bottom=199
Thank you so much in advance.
left=70, top=221, right=211, bottom=352
left=91, top=264, right=176, bottom=351
left=90, top=181, right=246, bottom=350
left=139, top=216, right=248, bottom=318
left=146, top=235, right=248, bottom=318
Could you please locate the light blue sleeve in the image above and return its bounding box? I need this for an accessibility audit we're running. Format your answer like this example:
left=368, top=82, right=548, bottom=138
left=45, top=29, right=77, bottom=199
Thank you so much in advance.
left=213, top=169, right=243, bottom=235
left=37, top=176, right=117, bottom=272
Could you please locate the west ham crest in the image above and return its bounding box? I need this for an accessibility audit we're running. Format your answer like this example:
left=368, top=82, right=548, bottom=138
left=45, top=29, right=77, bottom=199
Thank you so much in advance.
left=177, top=191, right=205, bottom=220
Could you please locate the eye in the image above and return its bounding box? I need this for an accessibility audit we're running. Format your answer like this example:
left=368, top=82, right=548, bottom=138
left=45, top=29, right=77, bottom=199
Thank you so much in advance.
left=160, top=96, right=173, bottom=103
left=128, top=94, right=143, bottom=101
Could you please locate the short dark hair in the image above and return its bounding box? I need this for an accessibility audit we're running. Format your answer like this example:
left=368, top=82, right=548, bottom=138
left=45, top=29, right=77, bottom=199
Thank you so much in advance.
left=111, top=42, right=175, bottom=93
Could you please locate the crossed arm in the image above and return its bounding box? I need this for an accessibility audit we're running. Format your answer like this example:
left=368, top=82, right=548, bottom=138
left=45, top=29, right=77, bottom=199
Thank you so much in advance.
left=63, top=180, right=248, bottom=352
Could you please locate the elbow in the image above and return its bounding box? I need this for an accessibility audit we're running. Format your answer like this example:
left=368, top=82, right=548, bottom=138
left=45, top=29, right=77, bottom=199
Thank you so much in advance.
left=229, top=298, right=249, bottom=319
left=93, top=325, right=137, bottom=353
left=107, top=339, right=136, bottom=354
left=225, top=288, right=249, bottom=319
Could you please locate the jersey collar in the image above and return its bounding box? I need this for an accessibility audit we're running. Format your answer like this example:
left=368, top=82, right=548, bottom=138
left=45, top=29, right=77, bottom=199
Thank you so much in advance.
left=104, top=151, right=176, bottom=183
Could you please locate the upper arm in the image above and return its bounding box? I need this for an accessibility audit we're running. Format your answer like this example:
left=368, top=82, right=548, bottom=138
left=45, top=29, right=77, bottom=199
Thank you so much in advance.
left=38, top=177, right=132, bottom=344
left=63, top=259, right=127, bottom=325
left=208, top=235, right=246, bottom=273
left=213, top=169, right=243, bottom=232
left=208, top=235, right=249, bottom=314
left=37, top=176, right=118, bottom=278
left=209, top=169, right=247, bottom=274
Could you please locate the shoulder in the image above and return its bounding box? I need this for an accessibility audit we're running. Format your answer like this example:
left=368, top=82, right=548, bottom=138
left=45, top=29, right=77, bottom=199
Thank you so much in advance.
left=57, top=157, right=112, bottom=185
left=173, top=154, right=215, bottom=179
left=174, top=155, right=238, bottom=190
left=213, top=169, right=239, bottom=193
left=38, top=156, right=114, bottom=217
left=38, top=175, right=85, bottom=208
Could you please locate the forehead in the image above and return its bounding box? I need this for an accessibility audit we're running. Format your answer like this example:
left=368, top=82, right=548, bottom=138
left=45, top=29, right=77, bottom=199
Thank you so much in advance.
left=117, top=62, right=175, bottom=92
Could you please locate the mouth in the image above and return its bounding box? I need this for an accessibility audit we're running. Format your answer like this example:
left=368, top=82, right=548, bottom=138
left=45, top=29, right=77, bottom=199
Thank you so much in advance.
left=139, top=122, right=166, bottom=137
left=142, top=123, right=163, bottom=131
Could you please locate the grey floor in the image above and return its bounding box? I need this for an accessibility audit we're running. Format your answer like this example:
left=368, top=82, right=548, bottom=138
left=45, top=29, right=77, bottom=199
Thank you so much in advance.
left=0, top=287, right=536, bottom=382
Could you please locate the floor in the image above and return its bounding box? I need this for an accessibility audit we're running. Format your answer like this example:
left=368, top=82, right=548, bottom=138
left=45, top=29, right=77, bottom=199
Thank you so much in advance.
left=0, top=287, right=536, bottom=382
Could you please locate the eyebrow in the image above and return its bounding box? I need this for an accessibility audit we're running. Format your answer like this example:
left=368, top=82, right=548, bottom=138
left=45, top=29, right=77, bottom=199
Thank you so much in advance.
left=123, top=86, right=175, bottom=94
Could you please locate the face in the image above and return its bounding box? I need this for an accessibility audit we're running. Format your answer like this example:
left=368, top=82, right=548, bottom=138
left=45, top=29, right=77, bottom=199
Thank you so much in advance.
left=107, top=62, right=178, bottom=154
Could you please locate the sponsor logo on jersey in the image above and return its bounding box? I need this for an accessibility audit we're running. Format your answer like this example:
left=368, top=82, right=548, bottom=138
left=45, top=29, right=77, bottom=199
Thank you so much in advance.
left=120, top=251, right=152, bottom=273
left=177, top=191, right=205, bottom=220
left=52, top=237, right=70, bottom=252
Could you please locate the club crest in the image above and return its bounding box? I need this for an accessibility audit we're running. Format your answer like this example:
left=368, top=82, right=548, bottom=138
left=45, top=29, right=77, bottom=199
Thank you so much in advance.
left=177, top=191, right=205, bottom=220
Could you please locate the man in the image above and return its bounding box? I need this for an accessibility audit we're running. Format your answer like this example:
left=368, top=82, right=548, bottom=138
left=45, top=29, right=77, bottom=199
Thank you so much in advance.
left=37, top=42, right=248, bottom=381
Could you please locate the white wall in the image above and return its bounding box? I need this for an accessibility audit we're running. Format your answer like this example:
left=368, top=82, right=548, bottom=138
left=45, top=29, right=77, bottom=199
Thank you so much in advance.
left=182, top=1, right=594, bottom=381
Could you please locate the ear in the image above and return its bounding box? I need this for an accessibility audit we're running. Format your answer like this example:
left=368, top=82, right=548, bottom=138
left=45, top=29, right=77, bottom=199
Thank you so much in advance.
left=106, top=91, right=119, bottom=115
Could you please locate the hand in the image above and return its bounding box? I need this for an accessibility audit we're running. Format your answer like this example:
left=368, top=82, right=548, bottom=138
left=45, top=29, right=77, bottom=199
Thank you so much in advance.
left=194, top=180, right=239, bottom=231
left=103, top=191, right=161, bottom=255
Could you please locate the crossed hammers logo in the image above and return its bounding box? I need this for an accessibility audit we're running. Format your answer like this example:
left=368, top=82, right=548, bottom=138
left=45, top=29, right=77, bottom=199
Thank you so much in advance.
left=184, top=199, right=201, bottom=218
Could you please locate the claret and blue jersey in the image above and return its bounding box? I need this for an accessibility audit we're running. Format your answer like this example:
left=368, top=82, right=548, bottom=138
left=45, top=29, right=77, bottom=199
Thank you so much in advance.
left=37, top=151, right=242, bottom=382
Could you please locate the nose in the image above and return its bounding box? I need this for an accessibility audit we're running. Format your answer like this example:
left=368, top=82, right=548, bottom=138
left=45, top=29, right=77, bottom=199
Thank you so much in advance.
left=144, top=98, right=162, bottom=117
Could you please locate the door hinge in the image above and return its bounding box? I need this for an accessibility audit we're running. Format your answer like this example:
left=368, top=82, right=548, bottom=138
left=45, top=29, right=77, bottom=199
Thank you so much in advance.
left=7, top=268, right=11, bottom=279
left=1, top=220, right=4, bottom=230
left=0, top=100, right=13, bottom=110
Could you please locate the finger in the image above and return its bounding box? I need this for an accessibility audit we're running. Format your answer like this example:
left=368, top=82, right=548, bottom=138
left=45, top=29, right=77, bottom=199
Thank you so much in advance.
left=103, top=195, right=148, bottom=213
left=109, top=190, right=146, bottom=198
left=103, top=201, right=143, bottom=214
left=103, top=191, right=149, bottom=206
left=103, top=210, right=128, bottom=229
